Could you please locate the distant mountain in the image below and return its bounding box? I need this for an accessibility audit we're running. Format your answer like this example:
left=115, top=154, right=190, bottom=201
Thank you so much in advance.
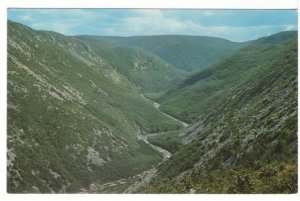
left=253, top=31, right=297, bottom=45
left=7, top=20, right=181, bottom=193
left=80, top=35, right=248, bottom=72
left=157, top=31, right=298, bottom=123
left=78, top=35, right=188, bottom=93
left=141, top=32, right=298, bottom=193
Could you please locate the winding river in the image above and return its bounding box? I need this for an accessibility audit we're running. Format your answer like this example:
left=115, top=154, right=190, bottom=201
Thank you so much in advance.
left=84, top=94, right=189, bottom=193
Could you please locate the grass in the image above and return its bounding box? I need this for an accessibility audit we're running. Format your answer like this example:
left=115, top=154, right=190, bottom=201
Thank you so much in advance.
left=143, top=91, right=166, bottom=102
left=147, top=131, right=183, bottom=153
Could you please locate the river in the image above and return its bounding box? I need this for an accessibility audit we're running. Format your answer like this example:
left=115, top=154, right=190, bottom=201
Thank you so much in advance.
left=83, top=94, right=189, bottom=193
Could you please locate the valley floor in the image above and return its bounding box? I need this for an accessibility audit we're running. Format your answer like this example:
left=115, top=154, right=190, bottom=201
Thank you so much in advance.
left=141, top=94, right=189, bottom=128
left=81, top=95, right=187, bottom=193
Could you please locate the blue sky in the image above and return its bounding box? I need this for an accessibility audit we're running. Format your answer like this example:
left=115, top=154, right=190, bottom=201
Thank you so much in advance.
left=8, top=9, right=297, bottom=42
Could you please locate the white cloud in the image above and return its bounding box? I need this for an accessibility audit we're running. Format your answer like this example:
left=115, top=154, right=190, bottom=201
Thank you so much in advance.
left=36, top=9, right=95, bottom=18
left=30, top=20, right=80, bottom=35
left=10, top=9, right=297, bottom=41
left=113, top=10, right=297, bottom=41
left=134, top=9, right=163, bottom=18
left=118, top=11, right=238, bottom=38
left=203, top=10, right=214, bottom=16
left=23, top=9, right=103, bottom=35
left=21, top=15, right=32, bottom=21
left=285, top=24, right=297, bottom=31
left=120, top=10, right=189, bottom=35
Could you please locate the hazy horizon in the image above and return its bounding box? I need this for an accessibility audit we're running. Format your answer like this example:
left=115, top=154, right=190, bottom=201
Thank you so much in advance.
left=8, top=9, right=298, bottom=42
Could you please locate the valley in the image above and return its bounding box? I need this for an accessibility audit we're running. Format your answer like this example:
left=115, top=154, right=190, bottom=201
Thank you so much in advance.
left=141, top=94, right=189, bottom=128
left=81, top=93, right=188, bottom=193
left=7, top=20, right=298, bottom=194
left=7, top=20, right=182, bottom=193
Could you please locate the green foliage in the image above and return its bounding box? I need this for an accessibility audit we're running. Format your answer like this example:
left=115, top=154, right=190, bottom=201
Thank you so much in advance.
left=228, top=174, right=254, bottom=193
left=147, top=131, right=183, bottom=153
left=91, top=35, right=248, bottom=72
left=143, top=161, right=297, bottom=194
left=94, top=141, right=163, bottom=183
left=7, top=20, right=298, bottom=194
left=141, top=34, right=298, bottom=194
left=143, top=91, right=166, bottom=102
left=159, top=33, right=298, bottom=123
left=253, top=31, right=297, bottom=45
left=77, top=36, right=188, bottom=93
left=7, top=20, right=179, bottom=193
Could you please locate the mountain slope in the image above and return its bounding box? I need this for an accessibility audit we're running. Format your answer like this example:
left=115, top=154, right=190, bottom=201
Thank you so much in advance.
left=141, top=33, right=297, bottom=193
left=7, top=20, right=297, bottom=194
left=77, top=36, right=188, bottom=93
left=253, top=31, right=297, bottom=45
left=7, top=20, right=181, bottom=193
left=158, top=31, right=298, bottom=124
left=80, top=35, right=248, bottom=72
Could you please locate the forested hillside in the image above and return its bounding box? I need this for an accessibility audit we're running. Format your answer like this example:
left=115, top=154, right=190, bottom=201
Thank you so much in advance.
left=141, top=33, right=298, bottom=193
left=7, top=20, right=297, bottom=194
left=79, top=35, right=247, bottom=72
left=7, top=20, right=181, bottom=193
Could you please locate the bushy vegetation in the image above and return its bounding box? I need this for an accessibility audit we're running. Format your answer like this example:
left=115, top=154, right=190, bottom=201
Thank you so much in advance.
left=7, top=20, right=179, bottom=193
left=158, top=31, right=298, bottom=123
left=7, top=20, right=297, bottom=194
left=94, top=35, right=247, bottom=72
left=78, top=36, right=188, bottom=93
left=143, top=91, right=167, bottom=102
left=147, top=131, right=183, bottom=153
left=143, top=160, right=297, bottom=193
left=141, top=33, right=298, bottom=193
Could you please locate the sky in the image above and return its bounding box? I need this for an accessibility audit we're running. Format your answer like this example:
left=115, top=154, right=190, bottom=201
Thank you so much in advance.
left=8, top=9, right=298, bottom=42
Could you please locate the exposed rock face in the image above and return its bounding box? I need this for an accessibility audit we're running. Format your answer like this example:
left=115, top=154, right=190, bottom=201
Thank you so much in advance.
left=87, top=147, right=106, bottom=168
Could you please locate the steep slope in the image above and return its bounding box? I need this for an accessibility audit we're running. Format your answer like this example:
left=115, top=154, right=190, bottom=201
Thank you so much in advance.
left=141, top=34, right=297, bottom=193
left=77, top=36, right=188, bottom=94
left=7, top=21, right=181, bottom=193
left=90, top=35, right=247, bottom=72
left=158, top=31, right=298, bottom=123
